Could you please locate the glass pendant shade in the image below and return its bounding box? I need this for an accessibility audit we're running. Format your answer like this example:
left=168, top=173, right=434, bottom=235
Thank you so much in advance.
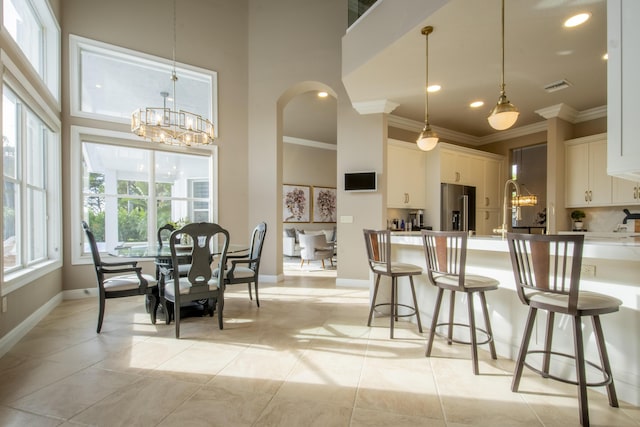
left=417, top=124, right=438, bottom=151
left=488, top=93, right=519, bottom=130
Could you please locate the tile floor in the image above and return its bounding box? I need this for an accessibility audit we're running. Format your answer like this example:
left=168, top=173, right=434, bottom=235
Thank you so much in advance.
left=0, top=273, right=638, bottom=426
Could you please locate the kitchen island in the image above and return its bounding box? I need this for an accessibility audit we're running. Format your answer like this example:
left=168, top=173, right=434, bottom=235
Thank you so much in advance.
left=377, top=232, right=640, bottom=406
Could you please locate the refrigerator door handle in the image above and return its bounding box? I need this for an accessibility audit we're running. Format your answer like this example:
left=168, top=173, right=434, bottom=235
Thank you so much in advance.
left=462, top=195, right=469, bottom=231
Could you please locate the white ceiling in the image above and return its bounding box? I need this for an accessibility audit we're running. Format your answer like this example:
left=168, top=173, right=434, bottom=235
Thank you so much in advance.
left=284, top=0, right=607, bottom=144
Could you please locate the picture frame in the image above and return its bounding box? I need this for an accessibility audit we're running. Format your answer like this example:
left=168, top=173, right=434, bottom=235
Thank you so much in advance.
left=283, top=184, right=310, bottom=223
left=312, top=186, right=337, bottom=223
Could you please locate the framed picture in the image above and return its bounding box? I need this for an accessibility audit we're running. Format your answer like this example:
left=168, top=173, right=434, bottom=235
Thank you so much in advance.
left=312, top=186, right=337, bottom=223
left=283, top=184, right=310, bottom=222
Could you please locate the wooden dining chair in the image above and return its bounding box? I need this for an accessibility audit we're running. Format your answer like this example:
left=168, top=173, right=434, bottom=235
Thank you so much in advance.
left=82, top=221, right=159, bottom=333
left=506, top=233, right=621, bottom=426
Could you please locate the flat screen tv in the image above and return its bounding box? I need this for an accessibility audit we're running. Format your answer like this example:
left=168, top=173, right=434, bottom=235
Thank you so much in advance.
left=344, top=172, right=377, bottom=192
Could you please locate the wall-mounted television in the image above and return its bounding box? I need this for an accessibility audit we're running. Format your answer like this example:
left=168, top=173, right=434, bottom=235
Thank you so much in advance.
left=344, top=171, right=377, bottom=192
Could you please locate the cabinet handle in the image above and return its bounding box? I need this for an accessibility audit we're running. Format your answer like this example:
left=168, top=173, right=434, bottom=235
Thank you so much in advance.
left=404, top=193, right=409, bottom=204
left=485, top=211, right=490, bottom=220
left=635, top=186, right=638, bottom=200
left=455, top=172, right=460, bottom=182
left=584, top=191, right=589, bottom=202
left=485, top=197, right=490, bottom=207
left=589, top=190, right=593, bottom=201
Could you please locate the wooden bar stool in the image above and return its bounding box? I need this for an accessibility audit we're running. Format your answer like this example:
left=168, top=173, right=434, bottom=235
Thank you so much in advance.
left=363, top=229, right=423, bottom=338
left=506, top=233, right=621, bottom=427
left=421, top=230, right=498, bottom=375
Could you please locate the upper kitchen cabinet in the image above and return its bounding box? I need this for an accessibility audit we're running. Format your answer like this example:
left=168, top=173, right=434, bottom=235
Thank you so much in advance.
left=607, top=0, right=640, bottom=180
left=565, top=134, right=612, bottom=207
left=387, top=140, right=426, bottom=209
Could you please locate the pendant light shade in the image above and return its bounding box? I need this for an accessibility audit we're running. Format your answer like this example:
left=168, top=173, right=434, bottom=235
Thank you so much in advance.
left=417, top=25, right=438, bottom=151
left=488, top=0, right=519, bottom=131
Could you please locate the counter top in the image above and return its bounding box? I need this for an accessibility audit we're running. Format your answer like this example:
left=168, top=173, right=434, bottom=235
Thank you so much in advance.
left=390, top=232, right=640, bottom=261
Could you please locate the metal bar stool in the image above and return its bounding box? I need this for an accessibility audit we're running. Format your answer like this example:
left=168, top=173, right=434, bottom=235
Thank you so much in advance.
left=506, top=233, right=621, bottom=427
left=421, top=230, right=498, bottom=375
left=363, top=229, right=423, bottom=338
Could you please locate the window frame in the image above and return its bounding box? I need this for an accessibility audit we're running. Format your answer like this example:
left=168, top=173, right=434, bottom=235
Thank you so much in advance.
left=70, top=126, right=219, bottom=265
left=1, top=57, right=62, bottom=296
left=68, top=35, right=218, bottom=137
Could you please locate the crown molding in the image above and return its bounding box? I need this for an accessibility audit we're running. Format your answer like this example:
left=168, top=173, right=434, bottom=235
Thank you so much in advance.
left=352, top=100, right=399, bottom=114
left=283, top=136, right=337, bottom=151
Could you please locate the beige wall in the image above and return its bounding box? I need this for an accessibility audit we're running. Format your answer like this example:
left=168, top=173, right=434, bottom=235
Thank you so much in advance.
left=60, top=0, right=250, bottom=291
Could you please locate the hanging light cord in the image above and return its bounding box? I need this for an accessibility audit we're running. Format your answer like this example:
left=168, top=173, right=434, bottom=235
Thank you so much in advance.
left=422, top=26, right=433, bottom=126
left=171, top=0, right=178, bottom=114
left=499, top=0, right=506, bottom=95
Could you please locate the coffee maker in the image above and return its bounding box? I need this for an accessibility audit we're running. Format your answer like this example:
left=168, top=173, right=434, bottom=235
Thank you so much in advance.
left=408, top=210, right=425, bottom=230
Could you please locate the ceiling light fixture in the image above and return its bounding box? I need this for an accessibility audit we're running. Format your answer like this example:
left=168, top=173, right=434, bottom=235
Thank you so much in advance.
left=417, top=25, right=438, bottom=151
left=318, top=91, right=329, bottom=98
left=131, top=0, right=215, bottom=146
left=470, top=101, right=484, bottom=108
left=427, top=84, right=441, bottom=93
left=564, top=12, right=591, bottom=28
left=488, top=0, right=519, bottom=131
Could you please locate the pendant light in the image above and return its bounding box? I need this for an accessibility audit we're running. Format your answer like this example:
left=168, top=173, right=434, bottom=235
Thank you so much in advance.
left=417, top=25, right=439, bottom=151
left=487, top=0, right=519, bottom=131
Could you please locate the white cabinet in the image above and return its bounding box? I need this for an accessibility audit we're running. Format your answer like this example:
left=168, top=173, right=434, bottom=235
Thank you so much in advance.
left=612, top=177, right=640, bottom=205
left=565, top=135, right=611, bottom=207
left=476, top=209, right=501, bottom=236
left=387, top=142, right=426, bottom=208
left=607, top=0, right=640, bottom=181
left=440, top=149, right=483, bottom=186
left=482, top=158, right=502, bottom=209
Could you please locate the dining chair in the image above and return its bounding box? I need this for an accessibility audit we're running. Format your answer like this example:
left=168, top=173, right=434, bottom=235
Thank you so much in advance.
left=506, top=233, right=621, bottom=426
left=223, top=222, right=267, bottom=307
left=421, top=230, right=498, bottom=375
left=81, top=221, right=159, bottom=333
left=363, top=229, right=423, bottom=338
left=299, top=233, right=334, bottom=268
left=164, top=222, right=229, bottom=338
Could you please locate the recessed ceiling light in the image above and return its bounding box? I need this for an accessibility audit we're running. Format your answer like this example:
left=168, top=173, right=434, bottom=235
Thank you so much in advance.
left=427, top=84, right=441, bottom=93
left=317, top=91, right=328, bottom=98
left=95, top=84, right=102, bottom=88
left=564, top=12, right=591, bottom=28
left=603, top=53, right=608, bottom=60
left=470, top=101, right=484, bottom=108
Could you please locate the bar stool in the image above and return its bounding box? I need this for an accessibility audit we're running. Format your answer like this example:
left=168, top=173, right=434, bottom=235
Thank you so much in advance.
left=506, top=233, right=621, bottom=427
left=421, top=230, right=498, bottom=375
left=363, top=229, right=423, bottom=338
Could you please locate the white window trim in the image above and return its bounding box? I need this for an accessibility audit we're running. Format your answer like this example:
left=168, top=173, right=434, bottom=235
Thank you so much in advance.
left=1, top=0, right=61, bottom=103
left=68, top=34, right=218, bottom=137
left=70, top=125, right=219, bottom=266
left=1, top=64, right=62, bottom=296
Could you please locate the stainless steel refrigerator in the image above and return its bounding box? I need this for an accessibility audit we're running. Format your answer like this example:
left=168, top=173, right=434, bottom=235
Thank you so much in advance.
left=440, top=183, right=476, bottom=232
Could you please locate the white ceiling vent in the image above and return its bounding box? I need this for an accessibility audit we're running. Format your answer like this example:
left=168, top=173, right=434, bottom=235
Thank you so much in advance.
left=544, top=79, right=572, bottom=93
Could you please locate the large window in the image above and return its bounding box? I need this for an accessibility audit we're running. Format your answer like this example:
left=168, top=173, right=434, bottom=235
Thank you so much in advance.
left=69, top=35, right=217, bottom=135
left=2, top=0, right=61, bottom=100
left=2, top=84, right=61, bottom=286
left=76, top=131, right=215, bottom=257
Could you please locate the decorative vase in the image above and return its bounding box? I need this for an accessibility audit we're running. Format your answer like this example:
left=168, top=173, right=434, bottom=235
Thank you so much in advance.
left=573, top=221, right=583, bottom=231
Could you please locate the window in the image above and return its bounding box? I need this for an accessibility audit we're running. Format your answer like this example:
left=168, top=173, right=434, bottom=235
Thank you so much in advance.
left=2, top=85, right=61, bottom=287
left=2, top=0, right=61, bottom=100
left=73, top=128, right=216, bottom=259
left=69, top=35, right=217, bottom=135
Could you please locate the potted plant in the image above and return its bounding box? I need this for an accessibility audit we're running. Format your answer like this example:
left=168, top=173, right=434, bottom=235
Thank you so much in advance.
left=571, top=210, right=586, bottom=230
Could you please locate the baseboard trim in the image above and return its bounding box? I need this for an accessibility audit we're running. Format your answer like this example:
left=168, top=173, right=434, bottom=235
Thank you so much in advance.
left=336, top=278, right=369, bottom=288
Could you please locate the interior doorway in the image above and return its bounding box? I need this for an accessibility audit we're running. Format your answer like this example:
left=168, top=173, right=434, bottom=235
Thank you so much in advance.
left=511, top=144, right=547, bottom=232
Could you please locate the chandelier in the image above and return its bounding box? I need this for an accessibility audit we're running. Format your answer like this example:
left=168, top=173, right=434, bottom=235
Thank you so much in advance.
left=131, top=0, right=215, bottom=146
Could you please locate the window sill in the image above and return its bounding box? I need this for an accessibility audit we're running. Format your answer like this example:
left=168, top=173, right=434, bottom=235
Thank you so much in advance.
left=2, top=259, right=63, bottom=296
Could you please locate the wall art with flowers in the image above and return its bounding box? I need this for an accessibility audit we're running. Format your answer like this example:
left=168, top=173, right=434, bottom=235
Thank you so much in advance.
left=312, top=186, right=337, bottom=223
left=283, top=184, right=310, bottom=223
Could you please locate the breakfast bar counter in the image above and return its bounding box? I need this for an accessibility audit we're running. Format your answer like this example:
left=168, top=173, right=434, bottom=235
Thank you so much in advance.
left=375, top=232, right=640, bottom=406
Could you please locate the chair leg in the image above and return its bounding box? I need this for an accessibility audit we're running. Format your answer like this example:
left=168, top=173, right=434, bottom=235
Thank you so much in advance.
left=254, top=281, right=260, bottom=307
left=448, top=290, right=456, bottom=345
left=217, top=290, right=225, bottom=330
left=426, top=287, right=444, bottom=357
left=149, top=293, right=158, bottom=325
left=542, top=311, right=555, bottom=377
left=300, top=258, right=304, bottom=267
left=367, top=275, right=381, bottom=327
left=321, top=259, right=326, bottom=269
left=96, top=292, right=106, bottom=333
left=174, top=301, right=181, bottom=339
left=248, top=282, right=253, bottom=300
left=408, top=276, right=423, bottom=333
left=467, top=292, right=479, bottom=375
left=390, top=277, right=397, bottom=339
left=479, top=291, right=497, bottom=359
left=512, top=307, right=537, bottom=392
left=592, top=315, right=618, bottom=408
left=573, top=315, right=589, bottom=427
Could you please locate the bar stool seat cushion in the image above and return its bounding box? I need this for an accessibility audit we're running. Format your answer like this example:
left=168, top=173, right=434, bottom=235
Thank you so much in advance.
left=373, top=262, right=422, bottom=275
left=528, top=290, right=622, bottom=313
left=432, top=273, right=499, bottom=290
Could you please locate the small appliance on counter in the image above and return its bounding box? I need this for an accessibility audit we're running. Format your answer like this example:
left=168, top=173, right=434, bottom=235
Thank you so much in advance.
left=409, top=210, right=427, bottom=230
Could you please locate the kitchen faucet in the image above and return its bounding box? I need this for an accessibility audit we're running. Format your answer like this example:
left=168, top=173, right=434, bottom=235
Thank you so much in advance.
left=493, top=179, right=537, bottom=239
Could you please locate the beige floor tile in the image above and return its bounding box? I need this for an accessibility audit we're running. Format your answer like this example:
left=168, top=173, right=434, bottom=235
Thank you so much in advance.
left=351, top=408, right=446, bottom=427
left=0, top=406, right=62, bottom=426
left=253, top=395, right=352, bottom=427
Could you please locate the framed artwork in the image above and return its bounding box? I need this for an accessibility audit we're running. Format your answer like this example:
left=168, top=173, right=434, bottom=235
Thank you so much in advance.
left=312, top=186, right=337, bottom=223
left=283, top=184, right=310, bottom=222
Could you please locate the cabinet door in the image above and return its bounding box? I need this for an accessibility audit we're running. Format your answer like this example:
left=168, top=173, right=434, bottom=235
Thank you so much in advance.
left=588, top=141, right=612, bottom=205
left=440, top=150, right=460, bottom=183
left=387, top=144, right=426, bottom=208
left=566, top=143, right=590, bottom=207
left=612, top=177, right=640, bottom=205
left=483, top=159, right=502, bottom=209
left=476, top=209, right=501, bottom=236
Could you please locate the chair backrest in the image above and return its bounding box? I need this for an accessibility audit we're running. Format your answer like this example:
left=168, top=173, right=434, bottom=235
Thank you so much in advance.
left=299, top=233, right=328, bottom=258
left=421, top=230, right=467, bottom=289
left=363, top=229, right=392, bottom=274
left=169, top=222, right=229, bottom=291
left=157, top=223, right=176, bottom=249
left=248, top=222, right=267, bottom=271
left=506, top=232, right=584, bottom=314
left=82, top=221, right=102, bottom=268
